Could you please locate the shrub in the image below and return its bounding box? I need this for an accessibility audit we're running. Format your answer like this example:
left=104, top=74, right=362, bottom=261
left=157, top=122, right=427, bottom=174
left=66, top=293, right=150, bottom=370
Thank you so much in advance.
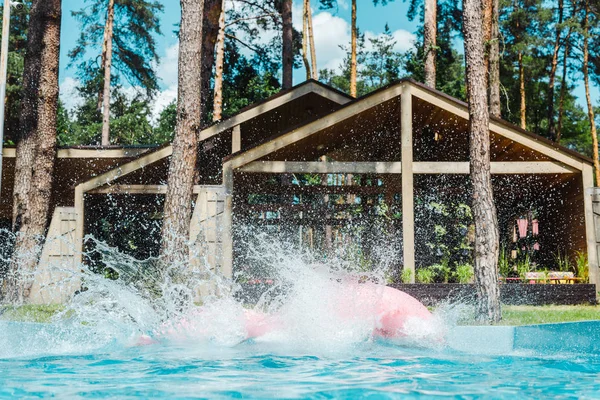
left=429, top=263, right=451, bottom=283
left=401, top=268, right=413, bottom=283
left=455, top=263, right=474, bottom=283
left=516, top=253, right=533, bottom=280
left=575, top=251, right=589, bottom=283
left=555, top=250, right=572, bottom=272
left=498, top=246, right=511, bottom=278
left=416, top=267, right=435, bottom=284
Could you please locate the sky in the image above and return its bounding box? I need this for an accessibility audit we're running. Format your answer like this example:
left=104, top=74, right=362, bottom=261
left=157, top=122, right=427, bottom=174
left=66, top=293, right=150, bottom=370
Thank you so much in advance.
left=58, top=0, right=598, bottom=120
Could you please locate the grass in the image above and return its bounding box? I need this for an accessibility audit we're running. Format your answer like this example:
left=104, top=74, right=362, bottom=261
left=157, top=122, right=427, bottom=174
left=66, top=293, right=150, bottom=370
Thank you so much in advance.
left=0, top=304, right=65, bottom=323
left=2, top=304, right=600, bottom=326
left=497, top=305, right=600, bottom=326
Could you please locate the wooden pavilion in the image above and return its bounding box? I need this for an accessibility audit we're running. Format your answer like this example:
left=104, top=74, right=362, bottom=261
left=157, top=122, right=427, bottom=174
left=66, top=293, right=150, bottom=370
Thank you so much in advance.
left=1, top=79, right=599, bottom=302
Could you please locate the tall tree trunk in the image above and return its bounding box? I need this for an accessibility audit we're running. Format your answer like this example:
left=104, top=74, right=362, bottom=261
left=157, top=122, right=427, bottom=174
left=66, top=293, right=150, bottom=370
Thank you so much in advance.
left=463, top=0, right=501, bottom=323
left=212, top=5, right=226, bottom=121
left=7, top=0, right=62, bottom=304
left=488, top=0, right=501, bottom=117
left=161, top=0, right=204, bottom=262
left=100, top=0, right=115, bottom=146
left=307, top=0, right=318, bottom=80
left=281, top=0, right=293, bottom=89
left=424, top=0, right=437, bottom=88
left=350, top=0, right=357, bottom=97
left=96, top=6, right=110, bottom=114
left=201, top=0, right=224, bottom=120
left=556, top=26, right=573, bottom=143
left=302, top=0, right=311, bottom=80
left=548, top=0, right=564, bottom=141
left=519, top=51, right=526, bottom=129
left=582, top=0, right=600, bottom=186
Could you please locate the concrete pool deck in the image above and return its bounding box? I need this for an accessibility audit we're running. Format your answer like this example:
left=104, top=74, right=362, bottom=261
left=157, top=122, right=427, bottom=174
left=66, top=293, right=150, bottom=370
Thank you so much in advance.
left=447, top=321, right=600, bottom=354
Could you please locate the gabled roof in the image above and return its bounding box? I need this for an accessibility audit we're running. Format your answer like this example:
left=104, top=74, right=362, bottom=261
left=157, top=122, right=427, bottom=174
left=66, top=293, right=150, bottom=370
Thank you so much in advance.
left=76, top=80, right=352, bottom=193
left=225, top=79, right=592, bottom=171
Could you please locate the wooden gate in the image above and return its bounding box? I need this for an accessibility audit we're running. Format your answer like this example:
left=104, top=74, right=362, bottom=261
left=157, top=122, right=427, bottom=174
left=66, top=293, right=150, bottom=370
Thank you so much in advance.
left=29, top=207, right=79, bottom=304
left=189, top=186, right=225, bottom=296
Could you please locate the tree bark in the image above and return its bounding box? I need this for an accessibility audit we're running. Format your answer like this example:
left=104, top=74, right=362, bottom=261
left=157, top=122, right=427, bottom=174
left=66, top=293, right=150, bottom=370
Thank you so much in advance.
left=488, top=0, right=501, bottom=118
left=212, top=5, right=226, bottom=122
left=424, top=0, right=437, bottom=88
left=548, top=0, right=564, bottom=141
left=556, top=26, right=573, bottom=144
left=7, top=0, right=62, bottom=304
left=350, top=0, right=357, bottom=97
left=161, top=0, right=204, bottom=263
left=582, top=0, right=600, bottom=186
left=201, top=0, right=223, bottom=120
left=281, top=0, right=293, bottom=90
left=463, top=0, right=501, bottom=323
left=307, top=0, right=318, bottom=80
left=100, top=0, right=115, bottom=146
left=519, top=51, right=526, bottom=130
left=302, top=0, right=311, bottom=80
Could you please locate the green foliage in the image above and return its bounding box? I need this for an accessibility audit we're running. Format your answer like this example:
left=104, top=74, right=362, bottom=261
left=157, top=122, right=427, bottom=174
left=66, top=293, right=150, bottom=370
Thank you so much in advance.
left=555, top=249, right=572, bottom=273
left=455, top=263, right=474, bottom=284
left=69, top=0, right=163, bottom=96
left=152, top=101, right=176, bottom=143
left=498, top=246, right=511, bottom=278
left=0, top=1, right=30, bottom=144
left=401, top=267, right=413, bottom=283
left=319, top=25, right=402, bottom=95
left=416, top=267, right=435, bottom=283
left=575, top=251, right=589, bottom=283
left=516, top=253, right=533, bottom=280
left=428, top=262, right=451, bottom=283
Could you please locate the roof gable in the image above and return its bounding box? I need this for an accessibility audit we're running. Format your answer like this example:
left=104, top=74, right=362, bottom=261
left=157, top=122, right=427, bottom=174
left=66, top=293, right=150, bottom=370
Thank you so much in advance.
left=76, top=80, right=352, bottom=192
left=226, top=79, right=590, bottom=171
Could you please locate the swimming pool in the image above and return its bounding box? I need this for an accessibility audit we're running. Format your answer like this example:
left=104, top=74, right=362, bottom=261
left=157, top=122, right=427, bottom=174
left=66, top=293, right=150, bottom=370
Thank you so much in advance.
left=1, top=321, right=599, bottom=398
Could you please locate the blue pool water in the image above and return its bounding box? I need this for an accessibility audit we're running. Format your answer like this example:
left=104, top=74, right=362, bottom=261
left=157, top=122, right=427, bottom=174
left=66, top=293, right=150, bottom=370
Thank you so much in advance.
left=2, top=321, right=600, bottom=399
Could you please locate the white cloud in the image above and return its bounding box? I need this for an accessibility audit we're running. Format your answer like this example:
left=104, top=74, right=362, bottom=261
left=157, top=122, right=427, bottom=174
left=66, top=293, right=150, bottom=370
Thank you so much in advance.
left=157, top=43, right=179, bottom=89
left=311, top=11, right=351, bottom=72
left=59, top=77, right=84, bottom=112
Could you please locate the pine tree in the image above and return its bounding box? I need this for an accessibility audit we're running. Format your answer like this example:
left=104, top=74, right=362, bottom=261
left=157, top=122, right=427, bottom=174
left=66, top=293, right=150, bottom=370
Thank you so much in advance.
left=69, top=0, right=163, bottom=145
left=423, top=0, right=437, bottom=87
left=7, top=0, right=62, bottom=304
left=463, top=0, right=501, bottom=322
left=161, top=0, right=204, bottom=263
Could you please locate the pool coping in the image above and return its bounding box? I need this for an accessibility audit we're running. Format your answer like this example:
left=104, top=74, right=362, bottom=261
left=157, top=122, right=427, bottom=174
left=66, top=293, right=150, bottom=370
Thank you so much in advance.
left=448, top=320, right=600, bottom=354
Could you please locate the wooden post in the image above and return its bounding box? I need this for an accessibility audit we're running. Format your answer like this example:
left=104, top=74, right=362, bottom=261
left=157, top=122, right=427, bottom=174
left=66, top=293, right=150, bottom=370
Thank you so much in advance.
left=222, top=162, right=234, bottom=279
left=401, top=84, right=415, bottom=283
left=232, top=125, right=241, bottom=153
left=582, top=164, right=599, bottom=294
left=74, top=186, right=85, bottom=268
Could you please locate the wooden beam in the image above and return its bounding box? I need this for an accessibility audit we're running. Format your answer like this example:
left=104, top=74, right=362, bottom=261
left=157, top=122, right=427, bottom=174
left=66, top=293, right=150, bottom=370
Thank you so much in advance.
left=3, top=147, right=153, bottom=159
left=240, top=161, right=402, bottom=174
left=401, top=86, right=415, bottom=283
left=77, top=145, right=173, bottom=194
left=237, top=185, right=385, bottom=195
left=409, top=84, right=585, bottom=170
left=87, top=184, right=223, bottom=195
left=89, top=185, right=168, bottom=194
left=583, top=164, right=599, bottom=295
left=238, top=161, right=575, bottom=175
left=228, top=83, right=406, bottom=170
left=413, top=161, right=576, bottom=174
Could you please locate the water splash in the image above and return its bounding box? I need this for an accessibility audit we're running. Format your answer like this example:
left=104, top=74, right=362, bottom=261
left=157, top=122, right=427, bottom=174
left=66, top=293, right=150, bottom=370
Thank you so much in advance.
left=0, top=227, right=447, bottom=358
